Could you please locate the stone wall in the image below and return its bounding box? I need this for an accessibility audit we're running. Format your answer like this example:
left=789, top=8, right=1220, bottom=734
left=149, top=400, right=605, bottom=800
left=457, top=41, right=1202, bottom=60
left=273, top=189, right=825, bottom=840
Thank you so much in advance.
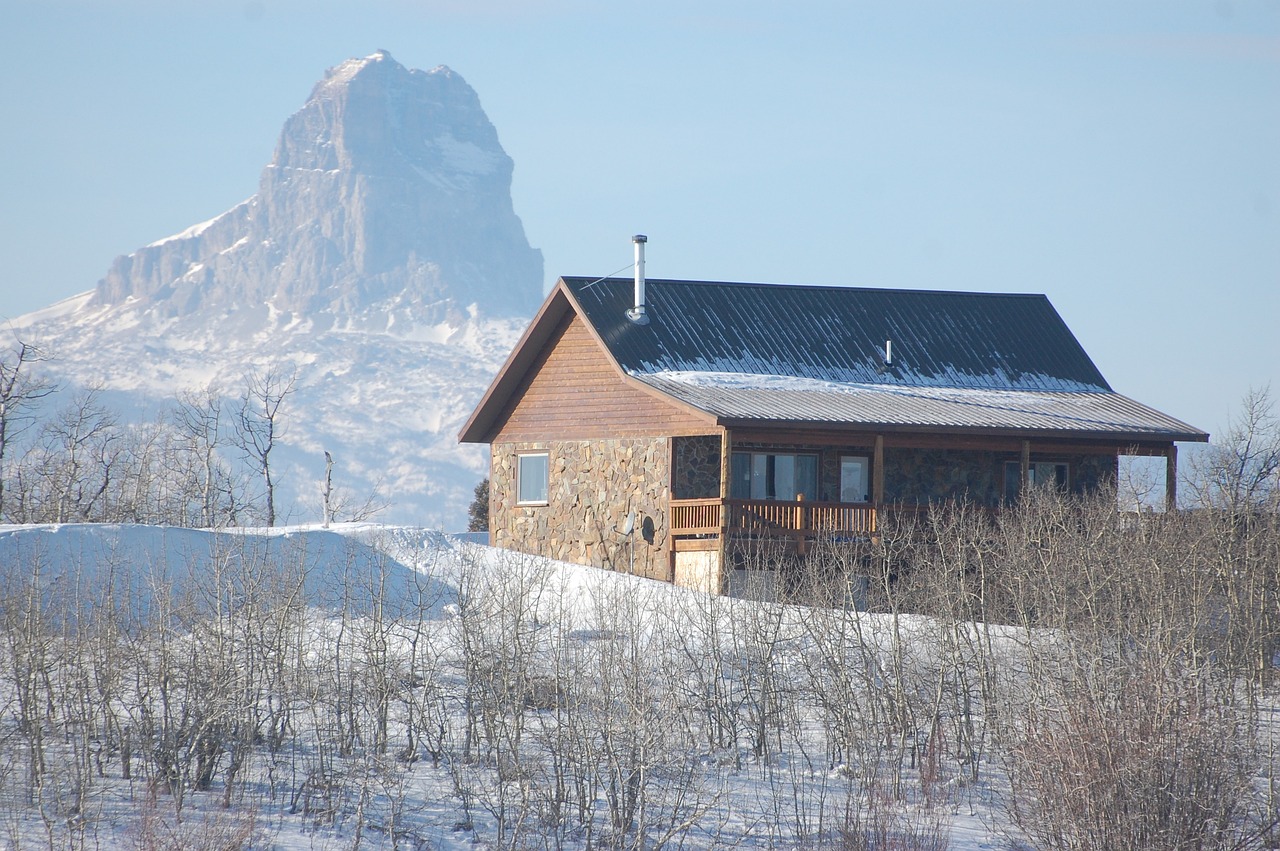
left=884, top=447, right=1120, bottom=506
left=672, top=435, right=721, bottom=499
left=884, top=448, right=1003, bottom=505
left=1070, top=453, right=1117, bottom=494
left=490, top=437, right=671, bottom=580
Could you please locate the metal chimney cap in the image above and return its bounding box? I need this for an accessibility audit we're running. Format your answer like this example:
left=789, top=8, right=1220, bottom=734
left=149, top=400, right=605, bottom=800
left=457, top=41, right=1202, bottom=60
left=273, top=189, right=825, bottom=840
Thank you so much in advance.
left=632, top=234, right=648, bottom=243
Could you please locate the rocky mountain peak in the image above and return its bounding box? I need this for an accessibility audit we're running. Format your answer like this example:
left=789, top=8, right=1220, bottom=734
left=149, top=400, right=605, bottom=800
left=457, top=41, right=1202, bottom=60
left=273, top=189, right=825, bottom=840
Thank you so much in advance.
left=91, top=50, right=543, bottom=328
left=12, top=53, right=546, bottom=529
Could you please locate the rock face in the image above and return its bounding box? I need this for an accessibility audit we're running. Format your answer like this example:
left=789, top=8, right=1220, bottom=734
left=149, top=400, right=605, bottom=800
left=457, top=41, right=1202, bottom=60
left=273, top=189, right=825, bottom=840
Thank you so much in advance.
left=11, top=52, right=546, bottom=529
left=94, top=51, right=542, bottom=327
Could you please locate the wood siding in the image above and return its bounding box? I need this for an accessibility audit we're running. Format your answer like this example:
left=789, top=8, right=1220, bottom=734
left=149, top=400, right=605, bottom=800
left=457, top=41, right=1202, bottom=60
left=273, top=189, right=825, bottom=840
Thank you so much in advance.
left=492, top=311, right=712, bottom=442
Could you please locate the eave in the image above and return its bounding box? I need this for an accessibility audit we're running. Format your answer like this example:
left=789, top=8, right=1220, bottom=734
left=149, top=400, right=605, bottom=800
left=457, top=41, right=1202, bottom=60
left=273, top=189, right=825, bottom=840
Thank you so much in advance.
left=458, top=283, right=575, bottom=444
left=712, top=416, right=1209, bottom=446
left=458, top=279, right=717, bottom=445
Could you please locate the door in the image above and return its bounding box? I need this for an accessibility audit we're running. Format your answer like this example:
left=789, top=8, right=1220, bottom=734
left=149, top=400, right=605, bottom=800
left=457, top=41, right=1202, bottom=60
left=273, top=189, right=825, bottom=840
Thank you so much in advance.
left=840, top=456, right=869, bottom=503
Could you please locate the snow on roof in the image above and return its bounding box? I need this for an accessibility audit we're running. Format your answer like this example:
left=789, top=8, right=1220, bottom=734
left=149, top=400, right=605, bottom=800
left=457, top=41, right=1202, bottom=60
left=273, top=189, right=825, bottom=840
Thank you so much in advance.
left=639, top=370, right=1206, bottom=439
left=564, top=277, right=1116, bottom=393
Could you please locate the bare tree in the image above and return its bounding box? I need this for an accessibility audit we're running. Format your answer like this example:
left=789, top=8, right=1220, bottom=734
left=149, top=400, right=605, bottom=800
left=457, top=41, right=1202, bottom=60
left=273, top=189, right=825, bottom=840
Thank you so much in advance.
left=173, top=384, right=235, bottom=527
left=1187, top=385, right=1280, bottom=513
left=0, top=336, right=56, bottom=519
left=20, top=387, right=121, bottom=522
left=233, top=367, right=296, bottom=527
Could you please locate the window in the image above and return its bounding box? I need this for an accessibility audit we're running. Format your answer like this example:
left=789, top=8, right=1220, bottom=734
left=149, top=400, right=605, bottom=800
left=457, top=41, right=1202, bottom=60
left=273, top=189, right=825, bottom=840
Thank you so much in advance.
left=731, top=452, right=818, bottom=501
left=517, top=453, right=549, bottom=504
left=840, top=456, right=869, bottom=503
left=1003, top=461, right=1068, bottom=502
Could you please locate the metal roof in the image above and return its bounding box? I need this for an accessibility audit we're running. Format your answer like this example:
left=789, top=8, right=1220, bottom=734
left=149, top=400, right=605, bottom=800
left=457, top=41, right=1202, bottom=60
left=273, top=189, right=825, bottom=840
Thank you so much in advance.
left=559, top=277, right=1208, bottom=442
left=638, top=373, right=1207, bottom=441
left=564, top=277, right=1112, bottom=392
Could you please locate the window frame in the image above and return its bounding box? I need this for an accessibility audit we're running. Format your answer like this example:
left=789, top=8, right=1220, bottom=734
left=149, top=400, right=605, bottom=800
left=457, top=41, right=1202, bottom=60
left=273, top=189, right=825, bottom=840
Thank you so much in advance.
left=730, top=451, right=820, bottom=501
left=516, top=452, right=550, bottom=506
left=839, top=455, right=871, bottom=504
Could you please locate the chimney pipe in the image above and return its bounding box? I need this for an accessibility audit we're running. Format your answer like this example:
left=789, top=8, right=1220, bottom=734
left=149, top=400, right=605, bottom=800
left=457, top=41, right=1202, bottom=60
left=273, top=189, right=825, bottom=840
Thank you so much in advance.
left=626, top=234, right=649, bottom=325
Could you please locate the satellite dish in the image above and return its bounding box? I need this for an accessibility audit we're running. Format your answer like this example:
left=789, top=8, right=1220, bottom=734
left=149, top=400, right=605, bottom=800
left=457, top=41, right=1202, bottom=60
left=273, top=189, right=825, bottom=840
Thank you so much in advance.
left=621, top=511, right=635, bottom=536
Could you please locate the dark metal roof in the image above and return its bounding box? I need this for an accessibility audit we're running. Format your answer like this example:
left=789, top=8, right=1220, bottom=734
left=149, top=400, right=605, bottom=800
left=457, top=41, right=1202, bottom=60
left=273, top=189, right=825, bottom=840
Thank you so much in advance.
left=557, top=277, right=1207, bottom=442
left=564, top=277, right=1112, bottom=392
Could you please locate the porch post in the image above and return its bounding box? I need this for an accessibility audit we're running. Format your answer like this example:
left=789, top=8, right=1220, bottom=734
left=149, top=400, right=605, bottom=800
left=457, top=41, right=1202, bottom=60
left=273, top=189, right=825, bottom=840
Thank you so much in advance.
left=873, top=434, right=885, bottom=506
left=719, top=427, right=732, bottom=593
left=1020, top=440, right=1031, bottom=491
left=1166, top=444, right=1178, bottom=512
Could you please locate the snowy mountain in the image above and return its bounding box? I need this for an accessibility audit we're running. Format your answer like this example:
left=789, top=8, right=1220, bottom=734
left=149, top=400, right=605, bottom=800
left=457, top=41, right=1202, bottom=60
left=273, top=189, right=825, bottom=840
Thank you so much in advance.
left=7, top=51, right=544, bottom=528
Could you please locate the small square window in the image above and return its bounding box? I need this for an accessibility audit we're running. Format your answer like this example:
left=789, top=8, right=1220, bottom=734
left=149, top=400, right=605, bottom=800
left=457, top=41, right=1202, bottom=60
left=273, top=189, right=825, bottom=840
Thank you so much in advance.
left=517, top=453, right=549, bottom=504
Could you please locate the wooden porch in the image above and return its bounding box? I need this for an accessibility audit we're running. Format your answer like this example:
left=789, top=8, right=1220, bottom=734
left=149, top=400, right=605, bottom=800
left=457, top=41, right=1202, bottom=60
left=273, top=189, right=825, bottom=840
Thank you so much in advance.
left=670, top=497, right=878, bottom=543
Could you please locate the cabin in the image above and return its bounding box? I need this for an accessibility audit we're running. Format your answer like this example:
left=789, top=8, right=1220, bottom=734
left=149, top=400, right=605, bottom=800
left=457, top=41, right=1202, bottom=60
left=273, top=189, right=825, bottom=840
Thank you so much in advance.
left=459, top=242, right=1208, bottom=593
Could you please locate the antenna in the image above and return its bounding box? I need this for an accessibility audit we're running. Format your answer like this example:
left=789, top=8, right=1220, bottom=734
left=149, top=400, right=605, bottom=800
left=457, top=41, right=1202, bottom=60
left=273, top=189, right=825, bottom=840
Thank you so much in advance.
left=620, top=510, right=636, bottom=536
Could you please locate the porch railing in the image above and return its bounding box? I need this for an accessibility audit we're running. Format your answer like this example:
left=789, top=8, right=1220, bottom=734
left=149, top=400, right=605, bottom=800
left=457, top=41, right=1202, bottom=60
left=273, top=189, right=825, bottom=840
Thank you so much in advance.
left=670, top=497, right=878, bottom=540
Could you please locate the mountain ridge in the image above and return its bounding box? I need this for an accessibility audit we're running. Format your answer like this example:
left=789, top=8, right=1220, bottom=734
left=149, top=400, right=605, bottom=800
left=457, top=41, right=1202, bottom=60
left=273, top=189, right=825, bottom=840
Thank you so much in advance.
left=9, top=51, right=543, bottom=529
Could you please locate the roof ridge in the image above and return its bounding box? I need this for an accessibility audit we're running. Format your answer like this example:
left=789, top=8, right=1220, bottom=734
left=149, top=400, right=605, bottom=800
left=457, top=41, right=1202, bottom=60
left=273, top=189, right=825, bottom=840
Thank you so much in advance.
left=559, top=276, right=1048, bottom=300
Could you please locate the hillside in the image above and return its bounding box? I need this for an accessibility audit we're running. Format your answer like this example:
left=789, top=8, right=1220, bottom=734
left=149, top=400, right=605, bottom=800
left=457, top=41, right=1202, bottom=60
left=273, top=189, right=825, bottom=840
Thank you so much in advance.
left=2, top=494, right=1277, bottom=850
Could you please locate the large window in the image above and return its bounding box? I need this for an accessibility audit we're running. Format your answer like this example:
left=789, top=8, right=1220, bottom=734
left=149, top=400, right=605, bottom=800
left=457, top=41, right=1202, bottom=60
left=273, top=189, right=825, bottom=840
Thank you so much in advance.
left=731, top=452, right=818, bottom=501
left=517, top=453, right=549, bottom=504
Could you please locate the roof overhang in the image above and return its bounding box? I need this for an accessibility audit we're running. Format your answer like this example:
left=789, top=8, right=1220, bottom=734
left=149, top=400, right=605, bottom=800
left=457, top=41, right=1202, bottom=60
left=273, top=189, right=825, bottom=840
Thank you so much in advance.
left=458, top=282, right=575, bottom=444
left=633, top=374, right=1209, bottom=444
left=458, top=279, right=717, bottom=444
left=714, top=417, right=1208, bottom=445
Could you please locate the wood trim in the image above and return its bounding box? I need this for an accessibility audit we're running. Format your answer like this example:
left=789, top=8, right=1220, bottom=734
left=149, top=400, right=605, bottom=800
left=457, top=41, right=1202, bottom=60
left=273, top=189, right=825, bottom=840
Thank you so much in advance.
left=726, top=426, right=1178, bottom=456
left=717, top=418, right=1207, bottom=445
left=459, top=284, right=573, bottom=443
left=559, top=284, right=719, bottom=427
left=873, top=434, right=885, bottom=506
left=492, top=312, right=711, bottom=441
left=719, top=427, right=732, bottom=594
left=1166, top=445, right=1178, bottom=511
left=1020, top=440, right=1031, bottom=490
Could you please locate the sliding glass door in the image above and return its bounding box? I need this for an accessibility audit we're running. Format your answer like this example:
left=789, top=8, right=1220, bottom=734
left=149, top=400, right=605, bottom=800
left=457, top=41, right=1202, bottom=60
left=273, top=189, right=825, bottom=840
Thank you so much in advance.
left=731, top=452, right=819, bottom=501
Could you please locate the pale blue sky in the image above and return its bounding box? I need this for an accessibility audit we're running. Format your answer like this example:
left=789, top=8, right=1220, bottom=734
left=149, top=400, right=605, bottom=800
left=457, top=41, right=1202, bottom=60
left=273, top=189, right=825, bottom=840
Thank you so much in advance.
left=1, top=0, right=1277, bottom=440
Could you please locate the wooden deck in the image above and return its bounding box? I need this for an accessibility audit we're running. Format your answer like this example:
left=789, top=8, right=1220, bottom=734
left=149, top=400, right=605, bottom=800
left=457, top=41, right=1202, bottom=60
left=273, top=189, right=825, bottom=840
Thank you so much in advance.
left=670, top=497, right=877, bottom=541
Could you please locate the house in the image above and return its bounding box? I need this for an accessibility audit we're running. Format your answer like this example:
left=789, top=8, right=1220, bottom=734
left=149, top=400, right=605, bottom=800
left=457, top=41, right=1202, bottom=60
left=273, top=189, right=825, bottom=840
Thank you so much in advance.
left=459, top=242, right=1208, bottom=592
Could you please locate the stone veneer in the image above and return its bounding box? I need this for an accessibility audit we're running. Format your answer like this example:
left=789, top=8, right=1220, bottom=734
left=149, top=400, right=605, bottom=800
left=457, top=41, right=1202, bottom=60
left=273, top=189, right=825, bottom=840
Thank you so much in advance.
left=884, top=448, right=1002, bottom=505
left=884, top=448, right=1119, bottom=506
left=491, top=438, right=671, bottom=580
left=672, top=435, right=721, bottom=499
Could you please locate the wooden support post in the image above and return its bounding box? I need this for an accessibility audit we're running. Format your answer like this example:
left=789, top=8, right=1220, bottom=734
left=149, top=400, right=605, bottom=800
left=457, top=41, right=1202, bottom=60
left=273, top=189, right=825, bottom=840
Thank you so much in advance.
left=1020, top=440, right=1031, bottom=493
left=796, top=492, right=807, bottom=555
left=719, top=428, right=733, bottom=593
left=873, top=434, right=884, bottom=535
left=1166, top=444, right=1178, bottom=512
left=873, top=435, right=885, bottom=505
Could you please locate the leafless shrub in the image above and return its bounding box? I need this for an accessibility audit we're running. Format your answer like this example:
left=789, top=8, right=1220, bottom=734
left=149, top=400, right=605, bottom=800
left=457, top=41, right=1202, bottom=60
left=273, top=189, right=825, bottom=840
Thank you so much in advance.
left=129, top=799, right=262, bottom=851
left=1003, top=650, right=1274, bottom=851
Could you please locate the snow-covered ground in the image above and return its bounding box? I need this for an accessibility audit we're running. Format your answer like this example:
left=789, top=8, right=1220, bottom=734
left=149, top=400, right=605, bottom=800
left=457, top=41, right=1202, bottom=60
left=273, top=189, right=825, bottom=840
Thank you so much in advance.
left=0, top=521, right=1271, bottom=850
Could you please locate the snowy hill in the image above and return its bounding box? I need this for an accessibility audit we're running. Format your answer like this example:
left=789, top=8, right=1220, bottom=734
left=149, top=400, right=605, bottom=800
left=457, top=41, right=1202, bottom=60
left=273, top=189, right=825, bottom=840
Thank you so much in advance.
left=7, top=51, right=543, bottom=529
left=0, top=522, right=1000, bottom=849
left=1, top=510, right=1275, bottom=850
